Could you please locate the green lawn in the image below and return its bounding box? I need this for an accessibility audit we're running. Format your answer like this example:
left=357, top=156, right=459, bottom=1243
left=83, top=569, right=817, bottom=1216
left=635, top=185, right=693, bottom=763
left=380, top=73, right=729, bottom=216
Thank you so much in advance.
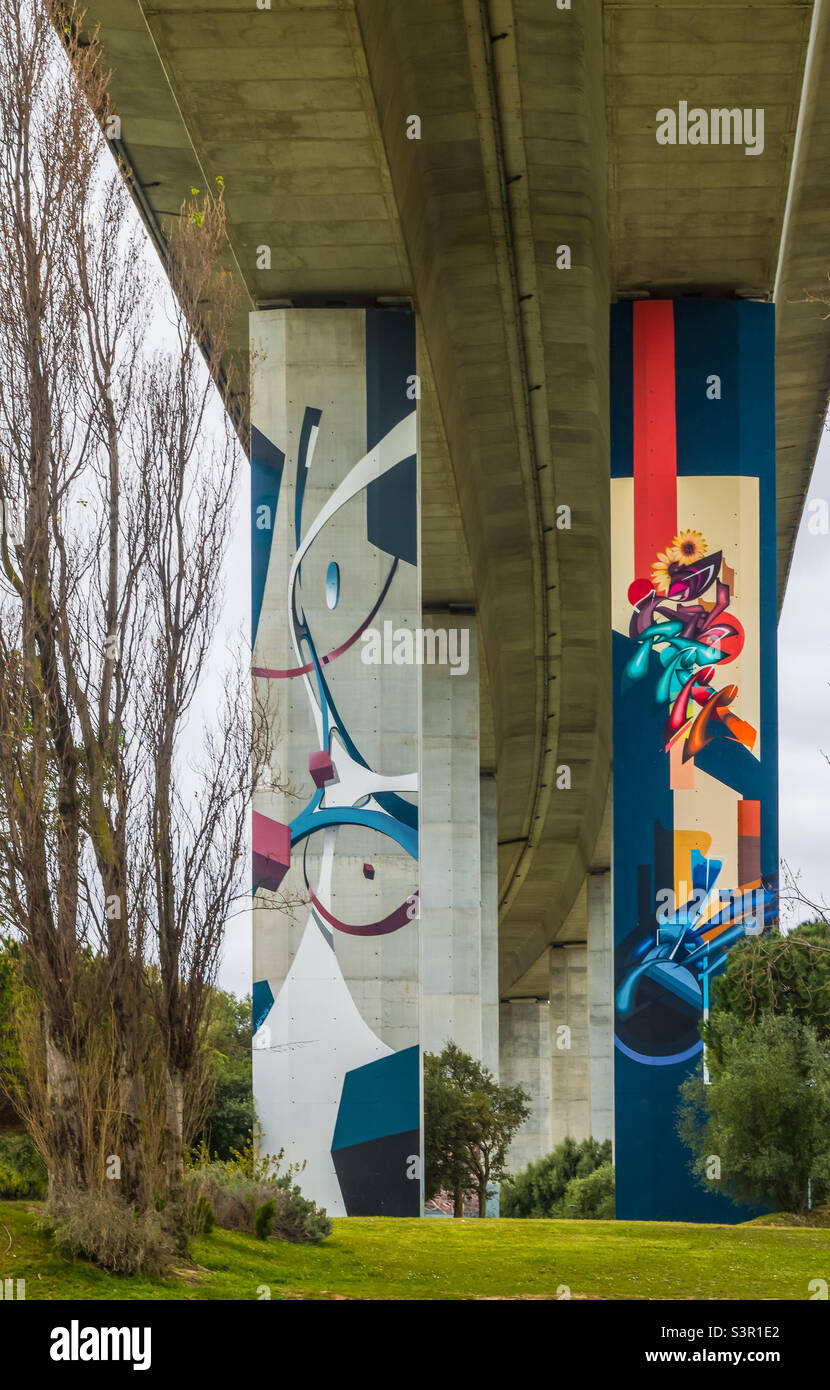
left=2, top=1200, right=828, bottom=1300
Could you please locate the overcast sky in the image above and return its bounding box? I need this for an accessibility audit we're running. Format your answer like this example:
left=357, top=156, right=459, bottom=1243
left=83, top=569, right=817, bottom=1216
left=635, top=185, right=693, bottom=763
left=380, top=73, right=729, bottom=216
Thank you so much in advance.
left=214, top=461, right=251, bottom=999
left=778, top=420, right=830, bottom=927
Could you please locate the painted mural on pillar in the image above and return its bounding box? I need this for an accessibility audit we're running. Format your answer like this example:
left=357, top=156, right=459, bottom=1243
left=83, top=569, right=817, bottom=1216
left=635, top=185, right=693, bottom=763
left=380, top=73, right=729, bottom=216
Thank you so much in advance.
left=250, top=310, right=420, bottom=1217
left=611, top=300, right=778, bottom=1222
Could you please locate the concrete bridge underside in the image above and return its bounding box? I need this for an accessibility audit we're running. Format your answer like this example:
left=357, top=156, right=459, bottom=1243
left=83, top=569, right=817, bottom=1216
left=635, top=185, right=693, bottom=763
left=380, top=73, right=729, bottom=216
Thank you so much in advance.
left=83, top=0, right=830, bottom=1168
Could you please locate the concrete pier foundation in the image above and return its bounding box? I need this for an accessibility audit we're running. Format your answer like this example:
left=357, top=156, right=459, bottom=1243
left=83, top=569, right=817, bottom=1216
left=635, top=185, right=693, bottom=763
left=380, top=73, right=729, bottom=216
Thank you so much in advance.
left=420, top=613, right=482, bottom=1059
left=499, top=1001, right=552, bottom=1173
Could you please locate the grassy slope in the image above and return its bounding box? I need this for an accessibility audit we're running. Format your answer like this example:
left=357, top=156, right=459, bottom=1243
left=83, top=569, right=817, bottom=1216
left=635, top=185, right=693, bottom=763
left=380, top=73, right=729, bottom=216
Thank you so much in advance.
left=744, top=1206, right=830, bottom=1229
left=2, top=1201, right=829, bottom=1300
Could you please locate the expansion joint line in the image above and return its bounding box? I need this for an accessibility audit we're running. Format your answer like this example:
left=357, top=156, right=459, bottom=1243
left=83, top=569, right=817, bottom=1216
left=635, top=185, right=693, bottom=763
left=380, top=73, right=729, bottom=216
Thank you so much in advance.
left=466, top=0, right=560, bottom=916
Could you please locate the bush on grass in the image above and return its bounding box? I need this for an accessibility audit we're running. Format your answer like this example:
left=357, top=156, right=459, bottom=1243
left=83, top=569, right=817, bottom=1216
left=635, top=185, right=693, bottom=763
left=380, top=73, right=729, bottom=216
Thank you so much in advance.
left=0, top=1131, right=47, bottom=1199
left=185, top=1138, right=331, bottom=1245
left=43, top=1190, right=178, bottom=1277
left=255, top=1198, right=275, bottom=1240
left=556, top=1162, right=615, bottom=1219
left=501, top=1136, right=612, bottom=1218
left=188, top=1193, right=215, bottom=1235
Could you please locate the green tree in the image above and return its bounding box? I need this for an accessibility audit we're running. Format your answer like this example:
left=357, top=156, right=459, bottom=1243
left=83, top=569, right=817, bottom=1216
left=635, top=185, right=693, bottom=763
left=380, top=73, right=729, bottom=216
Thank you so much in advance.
left=0, top=937, right=46, bottom=1197
left=424, top=1042, right=530, bottom=1217
left=423, top=1049, right=470, bottom=1215
left=196, top=991, right=254, bottom=1160
left=705, top=922, right=830, bottom=1061
left=677, top=1012, right=830, bottom=1213
left=0, top=936, right=22, bottom=1132
left=501, top=1136, right=613, bottom=1218
left=558, top=1161, right=615, bottom=1219
left=0, top=1130, right=47, bottom=1199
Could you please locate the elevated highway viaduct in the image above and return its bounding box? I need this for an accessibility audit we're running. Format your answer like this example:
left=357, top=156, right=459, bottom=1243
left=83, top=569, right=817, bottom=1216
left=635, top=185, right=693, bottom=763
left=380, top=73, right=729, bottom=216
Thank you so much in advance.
left=81, top=0, right=830, bottom=1185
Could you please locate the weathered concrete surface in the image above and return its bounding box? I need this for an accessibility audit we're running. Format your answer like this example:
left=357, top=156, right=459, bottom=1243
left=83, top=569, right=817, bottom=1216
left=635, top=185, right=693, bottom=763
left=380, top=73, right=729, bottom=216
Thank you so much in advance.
left=549, top=942, right=591, bottom=1145
left=587, top=868, right=614, bottom=1146
left=606, top=0, right=811, bottom=296
left=772, top=0, right=830, bottom=602
left=421, top=613, right=488, bottom=1059
left=479, top=774, right=500, bottom=1076
left=499, top=1000, right=551, bottom=1172
left=604, top=0, right=829, bottom=606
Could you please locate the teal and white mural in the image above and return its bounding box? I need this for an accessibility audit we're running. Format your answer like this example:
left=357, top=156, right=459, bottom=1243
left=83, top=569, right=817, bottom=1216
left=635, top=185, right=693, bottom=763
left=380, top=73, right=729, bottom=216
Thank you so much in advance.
left=250, top=309, right=421, bottom=1216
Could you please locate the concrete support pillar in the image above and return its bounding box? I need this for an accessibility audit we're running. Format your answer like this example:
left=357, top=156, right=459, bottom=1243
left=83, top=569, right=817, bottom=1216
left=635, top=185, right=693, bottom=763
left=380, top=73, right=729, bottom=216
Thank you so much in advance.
left=250, top=307, right=421, bottom=1217
left=499, top=1001, right=552, bottom=1172
left=588, top=868, right=614, bottom=1145
left=479, top=773, right=499, bottom=1078
left=546, top=869, right=613, bottom=1148
left=549, top=944, right=590, bottom=1144
left=420, top=612, right=485, bottom=1059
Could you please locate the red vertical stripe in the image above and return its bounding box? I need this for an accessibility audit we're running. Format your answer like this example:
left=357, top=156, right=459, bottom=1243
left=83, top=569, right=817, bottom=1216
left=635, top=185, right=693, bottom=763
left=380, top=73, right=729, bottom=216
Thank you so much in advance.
left=632, top=301, right=678, bottom=578
left=738, top=800, right=761, bottom=885
left=737, top=800, right=761, bottom=837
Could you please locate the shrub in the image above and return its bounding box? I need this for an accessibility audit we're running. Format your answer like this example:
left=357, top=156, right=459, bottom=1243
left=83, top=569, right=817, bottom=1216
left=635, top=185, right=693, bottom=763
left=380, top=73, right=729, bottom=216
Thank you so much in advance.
left=196, top=991, right=254, bottom=1160
left=255, top=1198, right=275, bottom=1240
left=189, top=1194, right=215, bottom=1235
left=556, top=1162, right=615, bottom=1218
left=184, top=1145, right=331, bottom=1245
left=678, top=1012, right=830, bottom=1212
left=44, top=1191, right=178, bottom=1276
left=0, top=1131, right=47, bottom=1199
left=706, top=921, right=830, bottom=1050
left=268, top=1175, right=331, bottom=1245
left=501, top=1136, right=612, bottom=1218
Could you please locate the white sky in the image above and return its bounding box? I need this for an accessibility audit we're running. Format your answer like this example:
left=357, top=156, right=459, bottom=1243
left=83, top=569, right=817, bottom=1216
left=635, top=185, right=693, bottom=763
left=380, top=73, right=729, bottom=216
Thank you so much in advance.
left=778, top=420, right=830, bottom=926
left=214, top=475, right=252, bottom=998
left=139, top=251, right=254, bottom=999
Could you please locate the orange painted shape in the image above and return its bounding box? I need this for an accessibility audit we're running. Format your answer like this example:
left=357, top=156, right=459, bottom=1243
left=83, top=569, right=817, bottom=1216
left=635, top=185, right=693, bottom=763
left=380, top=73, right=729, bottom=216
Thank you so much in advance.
left=722, top=713, right=757, bottom=751
left=670, top=736, right=695, bottom=789
left=672, top=830, right=713, bottom=907
left=700, top=877, right=763, bottom=938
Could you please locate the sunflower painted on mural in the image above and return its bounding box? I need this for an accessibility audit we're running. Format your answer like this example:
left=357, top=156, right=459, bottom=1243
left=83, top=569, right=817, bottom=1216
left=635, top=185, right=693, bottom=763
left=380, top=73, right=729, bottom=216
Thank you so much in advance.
left=650, top=549, right=676, bottom=596
left=650, top=528, right=708, bottom=595
left=630, top=525, right=757, bottom=766
left=671, top=528, right=707, bottom=565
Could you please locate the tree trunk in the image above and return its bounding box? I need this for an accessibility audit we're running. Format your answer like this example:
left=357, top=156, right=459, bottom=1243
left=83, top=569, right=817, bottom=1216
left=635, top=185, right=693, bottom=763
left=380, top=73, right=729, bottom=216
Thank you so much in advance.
left=453, top=1185, right=464, bottom=1218
left=45, top=1024, right=84, bottom=1195
left=478, top=1184, right=487, bottom=1219
left=164, top=1067, right=185, bottom=1187
left=118, top=1064, right=148, bottom=1208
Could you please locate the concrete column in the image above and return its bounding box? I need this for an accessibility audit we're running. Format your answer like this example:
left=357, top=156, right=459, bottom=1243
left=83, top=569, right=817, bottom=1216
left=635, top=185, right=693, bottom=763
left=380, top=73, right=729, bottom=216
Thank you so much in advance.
left=420, top=612, right=485, bottom=1060
left=250, top=307, right=421, bottom=1217
left=549, top=943, right=590, bottom=1144
left=499, top=1001, right=552, bottom=1172
left=588, top=869, right=614, bottom=1145
left=479, top=773, right=499, bottom=1078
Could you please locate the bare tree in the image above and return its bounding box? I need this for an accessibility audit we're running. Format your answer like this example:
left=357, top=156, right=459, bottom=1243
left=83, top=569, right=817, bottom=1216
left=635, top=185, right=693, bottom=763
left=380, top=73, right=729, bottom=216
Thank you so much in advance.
left=0, top=0, right=268, bottom=1208
left=0, top=0, right=126, bottom=1194
left=135, top=202, right=257, bottom=1180
left=781, top=859, right=830, bottom=928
